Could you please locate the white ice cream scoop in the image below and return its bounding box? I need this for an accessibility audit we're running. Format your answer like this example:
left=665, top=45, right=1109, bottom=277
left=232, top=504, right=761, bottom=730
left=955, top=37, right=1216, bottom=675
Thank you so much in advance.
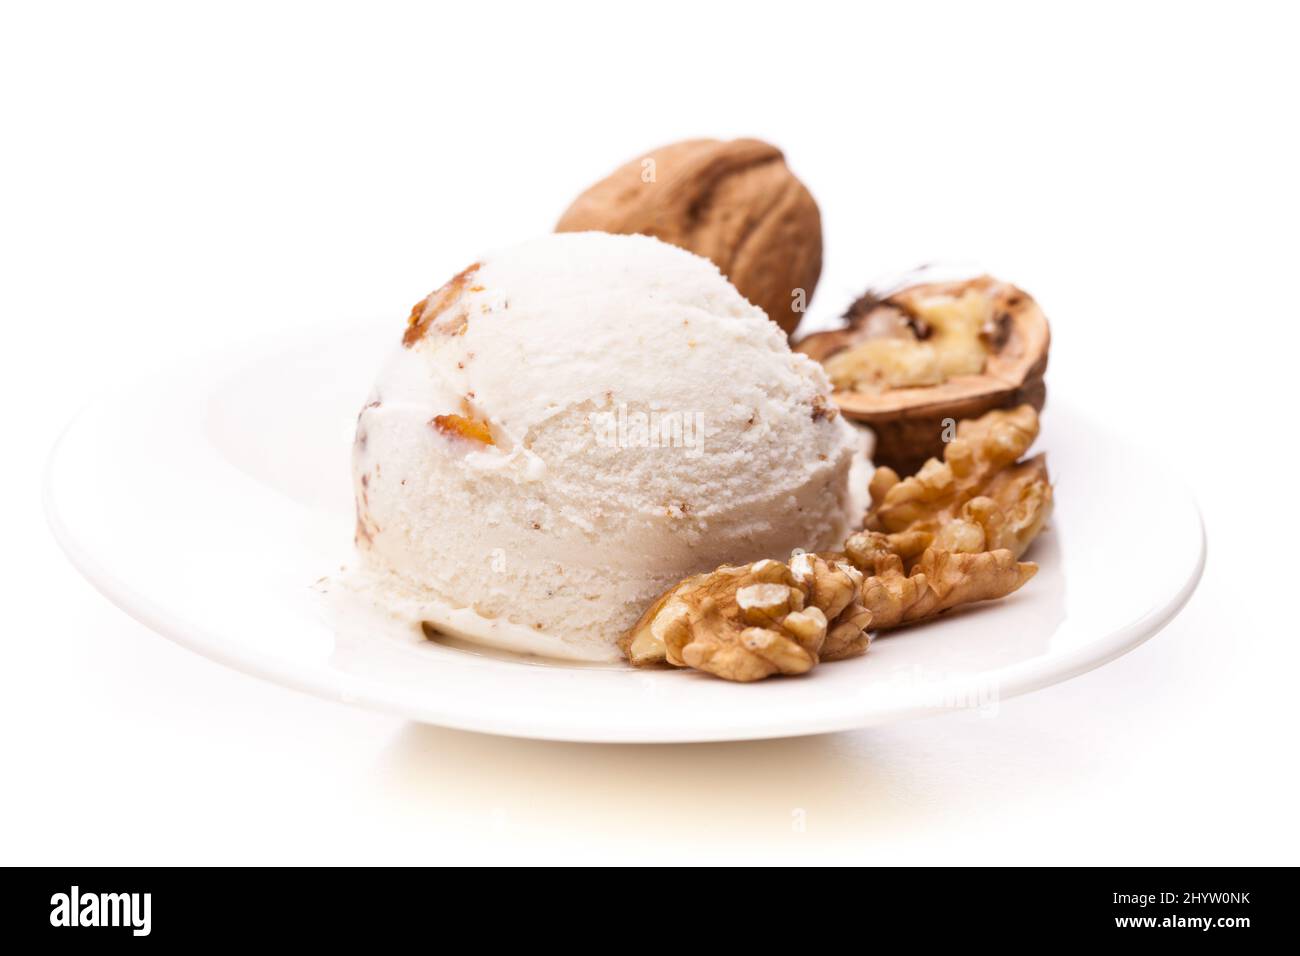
left=353, top=232, right=866, bottom=661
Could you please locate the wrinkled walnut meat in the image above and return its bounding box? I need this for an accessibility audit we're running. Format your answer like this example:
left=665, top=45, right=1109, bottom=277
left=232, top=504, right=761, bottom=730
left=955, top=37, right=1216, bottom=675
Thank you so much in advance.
left=620, top=405, right=1053, bottom=682
left=840, top=404, right=1051, bottom=631
left=843, top=532, right=1036, bottom=631
left=865, top=403, right=1052, bottom=560
left=619, top=556, right=871, bottom=682
left=823, top=283, right=1002, bottom=392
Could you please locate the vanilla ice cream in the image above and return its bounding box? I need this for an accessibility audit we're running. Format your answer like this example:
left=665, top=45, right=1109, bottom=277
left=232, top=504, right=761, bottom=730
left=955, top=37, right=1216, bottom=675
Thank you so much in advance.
left=353, top=232, right=864, bottom=661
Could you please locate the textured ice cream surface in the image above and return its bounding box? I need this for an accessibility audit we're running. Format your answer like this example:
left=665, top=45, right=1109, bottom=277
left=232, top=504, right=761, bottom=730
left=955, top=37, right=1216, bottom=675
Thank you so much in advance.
left=353, top=232, right=866, bottom=661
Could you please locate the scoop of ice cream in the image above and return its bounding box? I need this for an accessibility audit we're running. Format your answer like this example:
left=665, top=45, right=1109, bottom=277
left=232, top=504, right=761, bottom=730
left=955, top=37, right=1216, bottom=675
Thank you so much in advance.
left=353, top=232, right=865, bottom=661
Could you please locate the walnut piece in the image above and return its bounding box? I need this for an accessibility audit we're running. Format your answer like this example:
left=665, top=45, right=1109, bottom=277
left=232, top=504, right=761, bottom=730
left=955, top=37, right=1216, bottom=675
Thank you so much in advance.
left=556, top=138, right=821, bottom=336
left=618, top=404, right=1053, bottom=682
left=843, top=533, right=1036, bottom=630
left=790, top=551, right=872, bottom=661
left=403, top=263, right=483, bottom=347
left=839, top=403, right=1051, bottom=629
left=619, top=555, right=872, bottom=682
left=824, top=285, right=997, bottom=392
left=865, top=404, right=1051, bottom=560
left=431, top=413, right=495, bottom=446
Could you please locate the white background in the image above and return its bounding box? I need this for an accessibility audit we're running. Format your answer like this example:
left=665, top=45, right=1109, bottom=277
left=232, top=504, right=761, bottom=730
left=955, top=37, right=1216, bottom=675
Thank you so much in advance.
left=3, top=0, right=1296, bottom=864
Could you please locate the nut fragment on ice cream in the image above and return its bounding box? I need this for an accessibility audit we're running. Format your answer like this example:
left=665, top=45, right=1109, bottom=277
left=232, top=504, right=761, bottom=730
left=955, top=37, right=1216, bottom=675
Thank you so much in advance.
left=352, top=233, right=865, bottom=662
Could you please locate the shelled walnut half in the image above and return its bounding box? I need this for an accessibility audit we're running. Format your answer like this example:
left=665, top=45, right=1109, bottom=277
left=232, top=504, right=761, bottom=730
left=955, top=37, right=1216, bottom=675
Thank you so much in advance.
left=843, top=531, right=1037, bottom=631
left=619, top=556, right=871, bottom=682
left=796, top=276, right=1049, bottom=473
left=865, top=403, right=1052, bottom=560
left=619, top=405, right=1053, bottom=682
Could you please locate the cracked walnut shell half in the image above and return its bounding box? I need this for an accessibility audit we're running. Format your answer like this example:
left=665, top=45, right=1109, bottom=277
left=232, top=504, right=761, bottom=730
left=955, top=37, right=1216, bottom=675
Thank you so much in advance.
left=796, top=276, right=1049, bottom=474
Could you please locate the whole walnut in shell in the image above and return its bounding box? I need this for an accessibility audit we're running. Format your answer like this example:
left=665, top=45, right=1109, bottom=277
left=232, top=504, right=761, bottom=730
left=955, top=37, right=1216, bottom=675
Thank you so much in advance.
left=556, top=138, right=822, bottom=336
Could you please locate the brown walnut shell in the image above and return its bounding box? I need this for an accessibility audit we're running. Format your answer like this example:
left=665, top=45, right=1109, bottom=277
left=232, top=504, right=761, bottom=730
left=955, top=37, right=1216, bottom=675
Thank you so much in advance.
left=796, top=276, right=1049, bottom=474
left=556, top=138, right=822, bottom=336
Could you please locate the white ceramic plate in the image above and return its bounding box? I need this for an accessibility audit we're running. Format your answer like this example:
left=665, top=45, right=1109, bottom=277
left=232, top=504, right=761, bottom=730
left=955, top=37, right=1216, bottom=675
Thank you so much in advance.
left=46, top=325, right=1204, bottom=743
